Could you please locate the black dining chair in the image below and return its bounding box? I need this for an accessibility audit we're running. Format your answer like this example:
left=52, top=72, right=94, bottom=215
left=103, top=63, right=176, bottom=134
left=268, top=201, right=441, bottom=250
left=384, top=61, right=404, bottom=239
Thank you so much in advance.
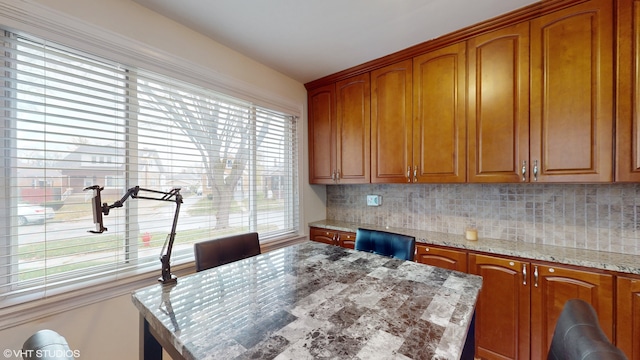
left=22, top=329, right=74, bottom=360
left=194, top=232, right=261, bottom=272
left=354, top=228, right=416, bottom=261
left=548, top=299, right=627, bottom=360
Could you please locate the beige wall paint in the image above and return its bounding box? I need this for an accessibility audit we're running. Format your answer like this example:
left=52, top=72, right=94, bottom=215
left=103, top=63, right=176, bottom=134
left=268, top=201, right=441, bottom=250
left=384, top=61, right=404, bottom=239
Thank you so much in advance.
left=2, top=294, right=140, bottom=360
left=0, top=0, right=326, bottom=358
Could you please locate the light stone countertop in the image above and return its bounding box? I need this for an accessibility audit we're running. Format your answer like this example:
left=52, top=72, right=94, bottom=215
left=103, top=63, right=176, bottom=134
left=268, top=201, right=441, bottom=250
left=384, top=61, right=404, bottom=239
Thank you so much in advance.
left=309, top=220, right=640, bottom=276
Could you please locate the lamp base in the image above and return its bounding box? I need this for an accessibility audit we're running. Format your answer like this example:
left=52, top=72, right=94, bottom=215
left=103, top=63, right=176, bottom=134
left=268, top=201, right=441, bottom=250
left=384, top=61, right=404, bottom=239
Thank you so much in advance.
left=158, top=274, right=177, bottom=285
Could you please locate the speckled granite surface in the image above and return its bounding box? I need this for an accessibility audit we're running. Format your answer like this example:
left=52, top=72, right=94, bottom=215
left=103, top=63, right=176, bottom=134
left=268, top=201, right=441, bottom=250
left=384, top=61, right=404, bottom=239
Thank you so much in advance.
left=132, top=241, right=482, bottom=360
left=309, top=220, right=640, bottom=276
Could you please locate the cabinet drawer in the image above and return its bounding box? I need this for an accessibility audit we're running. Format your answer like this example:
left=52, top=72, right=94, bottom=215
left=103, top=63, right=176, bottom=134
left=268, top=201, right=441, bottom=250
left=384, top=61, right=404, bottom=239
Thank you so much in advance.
left=310, top=227, right=337, bottom=245
left=415, top=244, right=467, bottom=272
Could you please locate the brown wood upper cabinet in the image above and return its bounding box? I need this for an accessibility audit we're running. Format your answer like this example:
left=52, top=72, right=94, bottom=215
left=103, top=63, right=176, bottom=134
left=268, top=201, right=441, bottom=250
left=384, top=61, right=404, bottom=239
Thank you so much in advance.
left=336, top=74, right=371, bottom=183
left=370, top=44, right=466, bottom=184
left=616, top=0, right=640, bottom=182
left=413, top=43, right=466, bottom=183
left=371, top=60, right=413, bottom=183
left=308, top=84, right=336, bottom=184
left=308, top=75, right=370, bottom=184
left=468, top=22, right=530, bottom=183
left=309, top=0, right=616, bottom=184
left=529, top=0, right=613, bottom=182
left=469, top=0, right=613, bottom=183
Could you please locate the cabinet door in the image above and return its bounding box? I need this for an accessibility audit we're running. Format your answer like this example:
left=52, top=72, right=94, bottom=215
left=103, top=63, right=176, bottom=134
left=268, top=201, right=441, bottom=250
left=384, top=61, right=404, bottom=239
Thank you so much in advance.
left=616, top=0, right=640, bottom=181
left=308, top=84, right=336, bottom=184
left=529, top=264, right=614, bottom=360
left=469, top=253, right=530, bottom=360
left=413, top=42, right=466, bottom=183
left=309, top=227, right=336, bottom=246
left=616, top=275, right=640, bottom=359
left=467, top=22, right=530, bottom=183
left=530, top=0, right=613, bottom=182
left=336, top=231, right=356, bottom=249
left=335, top=74, right=371, bottom=184
left=371, top=60, right=413, bottom=183
left=415, top=244, right=467, bottom=272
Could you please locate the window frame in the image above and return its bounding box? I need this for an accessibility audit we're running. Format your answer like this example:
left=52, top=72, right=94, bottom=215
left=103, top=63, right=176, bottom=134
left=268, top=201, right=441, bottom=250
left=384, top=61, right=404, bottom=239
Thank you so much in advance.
left=0, top=1, right=305, bottom=330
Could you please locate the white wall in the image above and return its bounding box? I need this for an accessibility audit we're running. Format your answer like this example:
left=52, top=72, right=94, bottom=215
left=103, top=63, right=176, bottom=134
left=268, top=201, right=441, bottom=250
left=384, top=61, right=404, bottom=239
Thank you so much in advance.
left=0, top=0, right=326, bottom=358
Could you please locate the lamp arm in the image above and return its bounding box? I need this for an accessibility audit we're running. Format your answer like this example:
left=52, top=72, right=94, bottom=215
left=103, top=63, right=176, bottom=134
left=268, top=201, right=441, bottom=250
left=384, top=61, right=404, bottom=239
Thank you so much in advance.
left=100, top=186, right=140, bottom=215
left=84, top=185, right=183, bottom=285
left=159, top=196, right=181, bottom=284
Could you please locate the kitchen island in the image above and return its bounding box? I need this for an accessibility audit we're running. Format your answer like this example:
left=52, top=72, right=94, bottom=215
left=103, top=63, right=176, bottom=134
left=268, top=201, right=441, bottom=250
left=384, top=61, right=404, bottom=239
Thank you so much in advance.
left=132, top=241, right=482, bottom=359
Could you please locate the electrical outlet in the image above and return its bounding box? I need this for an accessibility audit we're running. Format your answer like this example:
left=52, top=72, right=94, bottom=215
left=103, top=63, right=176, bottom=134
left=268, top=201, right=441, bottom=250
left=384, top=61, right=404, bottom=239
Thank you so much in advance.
left=366, top=195, right=382, bottom=206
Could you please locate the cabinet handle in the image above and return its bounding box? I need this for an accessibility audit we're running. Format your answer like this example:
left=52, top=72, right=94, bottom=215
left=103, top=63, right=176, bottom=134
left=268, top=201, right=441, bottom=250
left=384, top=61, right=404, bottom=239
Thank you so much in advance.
left=533, top=265, right=539, bottom=287
left=413, top=166, right=418, bottom=183
left=522, top=264, right=527, bottom=286
left=407, top=166, right=411, bottom=183
left=533, top=160, right=538, bottom=182
left=332, top=233, right=338, bottom=245
left=336, top=169, right=340, bottom=183
left=521, top=160, right=527, bottom=182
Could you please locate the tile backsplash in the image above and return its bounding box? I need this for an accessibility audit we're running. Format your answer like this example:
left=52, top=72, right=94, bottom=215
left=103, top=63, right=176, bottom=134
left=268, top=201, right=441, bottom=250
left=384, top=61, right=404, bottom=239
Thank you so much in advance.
left=326, top=183, right=640, bottom=255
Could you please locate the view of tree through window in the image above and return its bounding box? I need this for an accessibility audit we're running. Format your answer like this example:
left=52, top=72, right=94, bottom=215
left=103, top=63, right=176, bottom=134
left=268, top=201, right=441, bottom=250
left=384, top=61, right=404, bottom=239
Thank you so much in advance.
left=0, top=30, right=298, bottom=303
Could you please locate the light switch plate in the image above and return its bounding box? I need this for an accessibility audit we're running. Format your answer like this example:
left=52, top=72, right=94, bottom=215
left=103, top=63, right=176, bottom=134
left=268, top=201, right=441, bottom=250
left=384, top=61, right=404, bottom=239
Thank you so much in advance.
left=366, top=195, right=382, bottom=206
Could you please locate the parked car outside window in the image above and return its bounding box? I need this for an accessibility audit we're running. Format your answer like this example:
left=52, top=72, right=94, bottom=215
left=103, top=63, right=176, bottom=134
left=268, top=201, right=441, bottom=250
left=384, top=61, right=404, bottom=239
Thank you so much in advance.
left=17, top=203, right=55, bottom=225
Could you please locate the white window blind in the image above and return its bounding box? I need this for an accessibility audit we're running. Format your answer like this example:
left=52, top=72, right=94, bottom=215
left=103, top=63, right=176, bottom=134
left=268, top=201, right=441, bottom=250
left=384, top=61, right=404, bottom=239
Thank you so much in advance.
left=0, top=30, right=298, bottom=305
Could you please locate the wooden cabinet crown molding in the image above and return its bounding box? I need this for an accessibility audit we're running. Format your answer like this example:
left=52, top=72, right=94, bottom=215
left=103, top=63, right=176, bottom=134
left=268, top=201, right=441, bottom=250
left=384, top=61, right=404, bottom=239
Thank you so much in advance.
left=304, top=0, right=590, bottom=91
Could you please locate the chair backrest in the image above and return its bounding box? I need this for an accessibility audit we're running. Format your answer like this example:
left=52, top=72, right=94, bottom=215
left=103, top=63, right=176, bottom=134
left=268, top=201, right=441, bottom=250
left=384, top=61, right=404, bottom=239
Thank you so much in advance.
left=354, top=228, right=416, bottom=261
left=548, top=299, right=628, bottom=360
left=22, top=329, right=74, bottom=360
left=194, top=232, right=261, bottom=272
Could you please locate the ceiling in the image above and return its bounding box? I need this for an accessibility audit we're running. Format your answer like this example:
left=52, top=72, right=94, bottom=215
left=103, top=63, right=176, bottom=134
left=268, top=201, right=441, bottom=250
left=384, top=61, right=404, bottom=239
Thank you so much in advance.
left=132, top=0, right=539, bottom=84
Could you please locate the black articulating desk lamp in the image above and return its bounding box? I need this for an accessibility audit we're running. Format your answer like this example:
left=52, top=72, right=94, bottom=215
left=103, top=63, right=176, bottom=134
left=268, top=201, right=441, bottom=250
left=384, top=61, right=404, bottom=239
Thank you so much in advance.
left=83, top=185, right=182, bottom=284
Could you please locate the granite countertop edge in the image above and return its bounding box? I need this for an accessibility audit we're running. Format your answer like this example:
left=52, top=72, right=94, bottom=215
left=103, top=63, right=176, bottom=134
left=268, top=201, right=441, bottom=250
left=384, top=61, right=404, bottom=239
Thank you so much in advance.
left=309, top=220, right=640, bottom=276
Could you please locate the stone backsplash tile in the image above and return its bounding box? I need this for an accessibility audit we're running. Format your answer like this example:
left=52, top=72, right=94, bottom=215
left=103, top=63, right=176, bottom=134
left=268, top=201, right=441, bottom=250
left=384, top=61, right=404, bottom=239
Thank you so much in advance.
left=325, top=183, right=640, bottom=255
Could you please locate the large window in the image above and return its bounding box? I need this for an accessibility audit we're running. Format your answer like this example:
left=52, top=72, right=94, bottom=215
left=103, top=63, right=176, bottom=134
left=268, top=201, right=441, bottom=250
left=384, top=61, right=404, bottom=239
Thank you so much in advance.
left=0, top=30, right=298, bottom=305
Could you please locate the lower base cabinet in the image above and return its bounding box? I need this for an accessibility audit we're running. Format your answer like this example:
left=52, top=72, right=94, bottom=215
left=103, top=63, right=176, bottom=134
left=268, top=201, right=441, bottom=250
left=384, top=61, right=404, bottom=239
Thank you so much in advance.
left=309, top=227, right=356, bottom=249
left=469, top=254, right=530, bottom=360
left=616, top=275, right=640, bottom=359
left=469, top=253, right=614, bottom=360
left=310, top=226, right=630, bottom=359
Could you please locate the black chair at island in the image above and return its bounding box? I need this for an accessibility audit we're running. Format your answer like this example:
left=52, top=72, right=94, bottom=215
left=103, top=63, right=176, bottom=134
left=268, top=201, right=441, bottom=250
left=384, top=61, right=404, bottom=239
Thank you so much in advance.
left=194, top=232, right=261, bottom=272
left=548, top=299, right=627, bottom=360
left=354, top=228, right=416, bottom=261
